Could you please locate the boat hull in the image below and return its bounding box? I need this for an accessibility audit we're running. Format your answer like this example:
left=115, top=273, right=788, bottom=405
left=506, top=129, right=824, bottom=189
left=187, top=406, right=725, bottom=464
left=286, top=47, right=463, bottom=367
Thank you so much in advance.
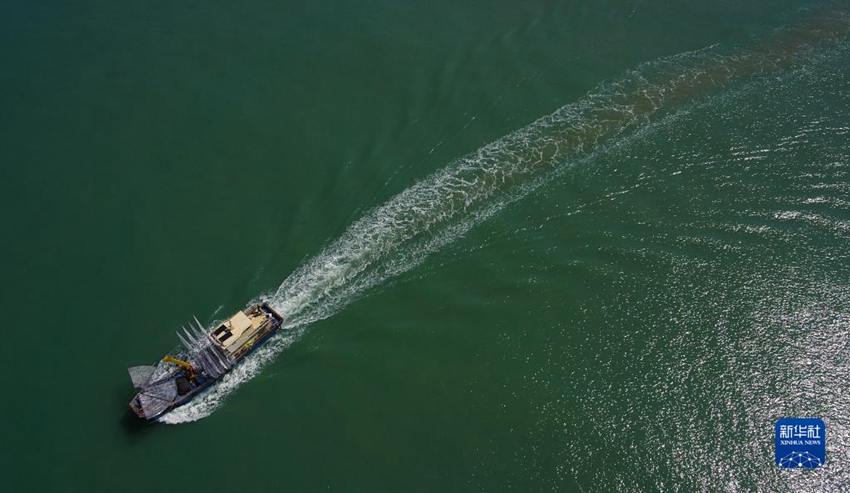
left=128, top=302, right=285, bottom=421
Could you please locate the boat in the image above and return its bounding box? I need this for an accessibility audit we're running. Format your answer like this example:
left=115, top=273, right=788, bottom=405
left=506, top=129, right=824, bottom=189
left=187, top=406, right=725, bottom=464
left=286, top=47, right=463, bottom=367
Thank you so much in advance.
left=127, top=302, right=284, bottom=421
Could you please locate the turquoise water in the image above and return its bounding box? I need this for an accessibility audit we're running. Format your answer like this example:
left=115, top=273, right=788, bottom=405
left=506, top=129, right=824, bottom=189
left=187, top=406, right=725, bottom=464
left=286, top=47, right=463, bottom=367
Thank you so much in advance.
left=2, top=1, right=849, bottom=491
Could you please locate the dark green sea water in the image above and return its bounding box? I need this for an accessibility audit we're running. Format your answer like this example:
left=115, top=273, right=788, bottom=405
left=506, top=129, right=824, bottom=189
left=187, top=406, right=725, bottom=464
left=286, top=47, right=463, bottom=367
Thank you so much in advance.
left=2, top=1, right=850, bottom=491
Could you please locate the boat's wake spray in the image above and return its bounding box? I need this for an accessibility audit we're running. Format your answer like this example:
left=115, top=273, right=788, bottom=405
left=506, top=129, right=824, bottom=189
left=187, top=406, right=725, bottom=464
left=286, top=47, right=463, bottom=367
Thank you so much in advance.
left=160, top=4, right=849, bottom=424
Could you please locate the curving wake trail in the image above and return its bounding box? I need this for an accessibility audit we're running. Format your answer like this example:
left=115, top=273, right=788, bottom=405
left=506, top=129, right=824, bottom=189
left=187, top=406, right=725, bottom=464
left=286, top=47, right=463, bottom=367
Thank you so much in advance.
left=161, top=5, right=849, bottom=424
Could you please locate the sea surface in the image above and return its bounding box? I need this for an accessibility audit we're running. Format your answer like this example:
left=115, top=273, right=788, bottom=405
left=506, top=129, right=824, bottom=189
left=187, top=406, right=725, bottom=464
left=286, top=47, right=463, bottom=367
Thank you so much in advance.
left=2, top=1, right=849, bottom=491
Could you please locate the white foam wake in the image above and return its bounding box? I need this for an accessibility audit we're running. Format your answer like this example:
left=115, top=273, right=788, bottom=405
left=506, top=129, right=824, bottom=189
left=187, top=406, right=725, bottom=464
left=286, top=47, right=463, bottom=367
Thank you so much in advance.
left=160, top=17, right=849, bottom=423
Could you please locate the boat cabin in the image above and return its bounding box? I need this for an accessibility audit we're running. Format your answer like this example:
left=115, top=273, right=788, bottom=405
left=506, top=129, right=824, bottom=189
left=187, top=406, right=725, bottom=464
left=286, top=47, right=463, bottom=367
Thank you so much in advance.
left=211, top=306, right=275, bottom=358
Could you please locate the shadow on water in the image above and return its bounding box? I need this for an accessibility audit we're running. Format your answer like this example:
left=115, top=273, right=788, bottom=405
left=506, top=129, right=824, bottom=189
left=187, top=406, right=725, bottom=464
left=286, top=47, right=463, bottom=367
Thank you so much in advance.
left=120, top=408, right=154, bottom=436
